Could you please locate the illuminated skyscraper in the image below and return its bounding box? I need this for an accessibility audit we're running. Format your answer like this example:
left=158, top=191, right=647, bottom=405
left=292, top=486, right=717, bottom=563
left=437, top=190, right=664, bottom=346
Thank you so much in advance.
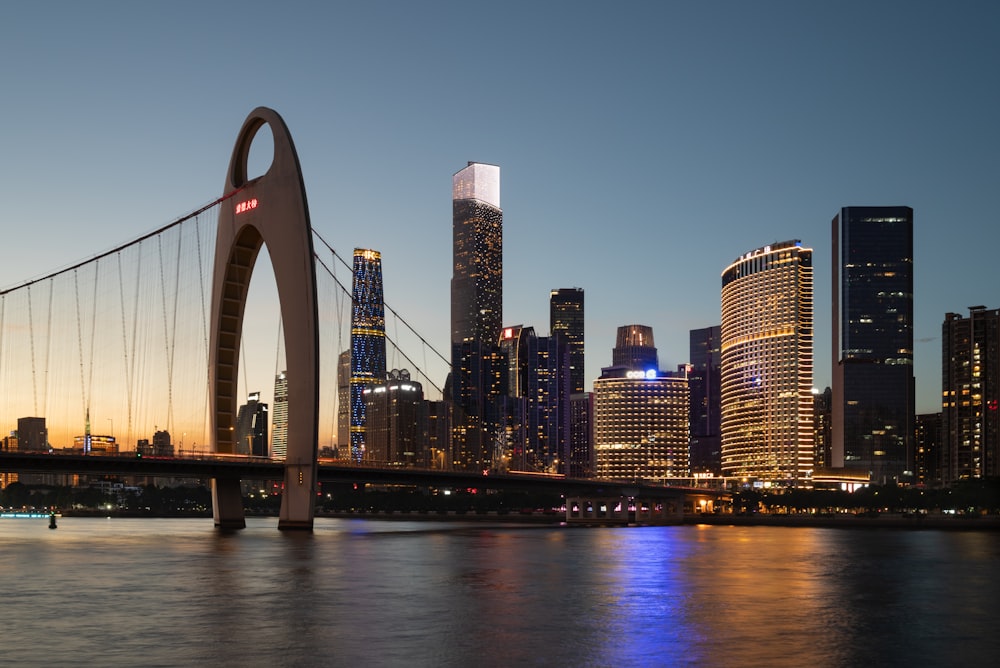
left=450, top=162, right=504, bottom=471
left=550, top=288, right=585, bottom=394
left=336, top=348, right=351, bottom=457
left=941, top=307, right=1000, bottom=482
left=350, top=248, right=387, bottom=462
left=593, top=327, right=689, bottom=480
left=721, top=240, right=814, bottom=485
left=832, top=206, right=914, bottom=483
left=497, top=325, right=570, bottom=472
left=451, top=162, right=502, bottom=346
left=271, top=371, right=288, bottom=459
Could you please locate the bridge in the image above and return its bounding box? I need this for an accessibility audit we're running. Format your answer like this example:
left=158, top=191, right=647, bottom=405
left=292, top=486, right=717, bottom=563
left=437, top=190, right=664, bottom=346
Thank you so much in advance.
left=0, top=107, right=723, bottom=530
left=0, top=451, right=724, bottom=525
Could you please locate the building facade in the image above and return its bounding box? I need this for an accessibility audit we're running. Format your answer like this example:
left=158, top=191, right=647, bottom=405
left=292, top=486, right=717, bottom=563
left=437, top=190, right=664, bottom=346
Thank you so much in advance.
left=720, top=240, right=814, bottom=485
left=593, top=366, right=689, bottom=480
left=495, top=324, right=569, bottom=472
left=832, top=206, right=914, bottom=483
left=593, top=325, right=689, bottom=480
left=350, top=248, right=387, bottom=462
left=915, top=412, right=942, bottom=486
left=612, top=324, right=658, bottom=370
left=550, top=288, right=585, bottom=394
left=450, top=162, right=505, bottom=471
left=336, top=348, right=351, bottom=457
left=451, top=162, right=502, bottom=346
left=941, top=307, right=1000, bottom=482
left=689, top=325, right=722, bottom=475
left=270, top=371, right=288, bottom=459
left=16, top=417, right=47, bottom=451
left=363, top=369, right=425, bottom=467
left=235, top=391, right=269, bottom=457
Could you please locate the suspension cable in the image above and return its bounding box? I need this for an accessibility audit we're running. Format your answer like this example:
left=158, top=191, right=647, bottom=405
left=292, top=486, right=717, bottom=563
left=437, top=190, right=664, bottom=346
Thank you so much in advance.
left=0, top=191, right=243, bottom=296
left=74, top=269, right=87, bottom=426
left=311, top=228, right=451, bottom=368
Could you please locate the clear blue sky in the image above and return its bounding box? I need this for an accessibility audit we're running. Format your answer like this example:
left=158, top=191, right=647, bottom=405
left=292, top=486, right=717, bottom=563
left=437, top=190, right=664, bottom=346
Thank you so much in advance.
left=1, top=1, right=997, bottom=417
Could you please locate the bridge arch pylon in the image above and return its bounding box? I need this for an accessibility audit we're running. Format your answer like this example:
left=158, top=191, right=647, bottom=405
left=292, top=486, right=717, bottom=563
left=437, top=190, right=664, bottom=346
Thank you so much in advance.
left=209, top=107, right=319, bottom=530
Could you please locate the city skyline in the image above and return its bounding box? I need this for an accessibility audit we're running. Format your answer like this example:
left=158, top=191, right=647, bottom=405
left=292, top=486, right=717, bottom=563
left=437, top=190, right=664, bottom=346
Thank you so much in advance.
left=1, top=3, right=998, bottom=419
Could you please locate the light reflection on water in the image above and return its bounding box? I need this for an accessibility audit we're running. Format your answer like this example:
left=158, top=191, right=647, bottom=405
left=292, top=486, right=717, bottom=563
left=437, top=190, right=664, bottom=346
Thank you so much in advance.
left=2, top=518, right=998, bottom=666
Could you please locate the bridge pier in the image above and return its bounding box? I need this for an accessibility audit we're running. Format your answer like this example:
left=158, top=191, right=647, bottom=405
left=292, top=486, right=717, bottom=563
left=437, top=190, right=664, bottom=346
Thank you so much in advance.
left=278, top=458, right=317, bottom=531
left=212, top=478, right=246, bottom=530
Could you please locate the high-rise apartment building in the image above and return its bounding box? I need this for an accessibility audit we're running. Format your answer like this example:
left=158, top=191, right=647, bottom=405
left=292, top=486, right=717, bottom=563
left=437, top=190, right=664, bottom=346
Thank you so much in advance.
left=941, top=307, right=1000, bottom=482
left=721, top=240, right=814, bottom=485
left=235, top=391, right=268, bottom=457
left=550, top=288, right=585, bottom=394
left=271, top=371, right=288, bottom=459
left=593, top=327, right=689, bottom=480
left=450, top=162, right=505, bottom=471
left=350, top=248, right=387, bottom=462
left=832, top=206, right=914, bottom=483
left=689, top=326, right=722, bottom=475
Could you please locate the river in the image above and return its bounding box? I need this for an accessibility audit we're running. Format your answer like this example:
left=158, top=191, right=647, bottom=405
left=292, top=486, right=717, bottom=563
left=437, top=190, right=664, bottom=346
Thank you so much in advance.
left=3, top=517, right=998, bottom=666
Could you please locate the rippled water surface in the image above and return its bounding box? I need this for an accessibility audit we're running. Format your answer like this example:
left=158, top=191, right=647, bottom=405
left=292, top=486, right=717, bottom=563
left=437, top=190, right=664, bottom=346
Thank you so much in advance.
left=3, top=517, right=998, bottom=666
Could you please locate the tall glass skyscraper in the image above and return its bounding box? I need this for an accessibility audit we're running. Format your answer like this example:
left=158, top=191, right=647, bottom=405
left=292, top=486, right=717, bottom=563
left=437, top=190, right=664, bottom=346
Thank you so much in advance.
left=450, top=162, right=504, bottom=471
left=941, top=307, right=999, bottom=482
left=451, top=162, right=502, bottom=346
left=350, top=248, right=387, bottom=462
left=832, top=206, right=914, bottom=483
left=721, top=240, right=814, bottom=485
left=336, top=348, right=351, bottom=457
left=689, top=325, right=722, bottom=475
left=550, top=288, right=585, bottom=394
left=270, top=371, right=288, bottom=459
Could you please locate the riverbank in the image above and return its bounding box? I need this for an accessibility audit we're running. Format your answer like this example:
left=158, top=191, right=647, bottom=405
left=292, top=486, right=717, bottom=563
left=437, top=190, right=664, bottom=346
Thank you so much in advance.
left=686, top=512, right=1000, bottom=530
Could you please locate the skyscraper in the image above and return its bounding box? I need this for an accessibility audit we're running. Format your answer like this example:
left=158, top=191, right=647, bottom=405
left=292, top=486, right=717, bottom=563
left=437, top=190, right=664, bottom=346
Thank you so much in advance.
left=271, top=371, right=288, bottom=459
left=593, top=326, right=689, bottom=480
left=235, top=391, right=269, bottom=457
left=350, top=248, right=387, bottom=462
left=550, top=288, right=585, bottom=394
left=497, top=325, right=570, bottom=472
left=941, top=307, right=1000, bottom=482
left=832, top=206, right=914, bottom=483
left=336, top=348, right=351, bottom=457
left=450, top=162, right=504, bottom=471
left=451, top=162, right=502, bottom=346
left=362, top=369, right=425, bottom=466
left=689, top=325, right=722, bottom=475
left=721, top=240, right=814, bottom=485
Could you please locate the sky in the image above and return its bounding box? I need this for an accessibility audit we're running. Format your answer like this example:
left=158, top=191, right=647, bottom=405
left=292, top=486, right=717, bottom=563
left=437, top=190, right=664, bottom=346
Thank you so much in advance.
left=1, top=1, right=998, bottom=435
